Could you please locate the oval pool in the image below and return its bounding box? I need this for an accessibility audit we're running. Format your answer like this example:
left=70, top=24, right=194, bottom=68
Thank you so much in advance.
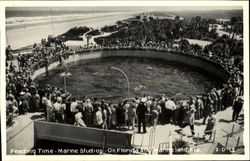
left=35, top=51, right=223, bottom=102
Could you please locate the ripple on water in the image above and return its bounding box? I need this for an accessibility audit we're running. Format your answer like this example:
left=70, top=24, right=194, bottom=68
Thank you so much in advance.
left=35, top=56, right=222, bottom=102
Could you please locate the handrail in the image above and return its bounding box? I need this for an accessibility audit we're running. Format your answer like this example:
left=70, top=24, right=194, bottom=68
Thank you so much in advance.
left=28, top=47, right=233, bottom=82
left=7, top=121, right=33, bottom=142
left=102, top=132, right=106, bottom=154
left=148, top=120, right=157, bottom=151
left=34, top=121, right=133, bottom=149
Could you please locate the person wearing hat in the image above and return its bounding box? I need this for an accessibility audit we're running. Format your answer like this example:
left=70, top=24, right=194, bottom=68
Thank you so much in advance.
left=189, top=104, right=196, bottom=136
left=159, top=95, right=166, bottom=124
left=70, top=97, right=78, bottom=117
left=110, top=104, right=117, bottom=129
left=165, top=98, right=176, bottom=124
left=93, top=106, right=103, bottom=128
left=203, top=113, right=216, bottom=141
left=210, top=89, right=218, bottom=113
left=53, top=97, right=64, bottom=123
left=33, top=91, right=40, bottom=112
left=116, top=102, right=126, bottom=130
left=196, top=95, right=204, bottom=120
left=84, top=98, right=94, bottom=127
left=203, top=94, right=213, bottom=124
left=136, top=97, right=148, bottom=133
left=127, top=102, right=136, bottom=130
left=151, top=101, right=162, bottom=126
left=123, top=100, right=130, bottom=129
left=19, top=91, right=29, bottom=115
left=232, top=96, right=244, bottom=122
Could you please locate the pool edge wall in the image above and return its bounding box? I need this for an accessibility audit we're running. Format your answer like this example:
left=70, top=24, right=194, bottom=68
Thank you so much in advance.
left=7, top=50, right=230, bottom=154
left=31, top=50, right=230, bottom=82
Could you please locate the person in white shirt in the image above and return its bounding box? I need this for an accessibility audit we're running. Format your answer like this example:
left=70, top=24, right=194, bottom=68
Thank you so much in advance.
left=83, top=99, right=94, bottom=127
left=165, top=98, right=176, bottom=124
left=189, top=101, right=196, bottom=136
left=74, top=111, right=86, bottom=127
left=53, top=97, right=64, bottom=123
left=46, top=94, right=54, bottom=122
left=70, top=97, right=78, bottom=115
left=94, top=107, right=103, bottom=128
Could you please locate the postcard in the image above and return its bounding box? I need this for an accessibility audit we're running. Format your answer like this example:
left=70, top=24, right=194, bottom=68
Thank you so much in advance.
left=1, top=1, right=249, bottom=160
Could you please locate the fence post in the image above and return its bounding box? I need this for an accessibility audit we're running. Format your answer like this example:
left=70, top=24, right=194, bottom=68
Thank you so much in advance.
left=149, top=128, right=153, bottom=150
left=235, top=137, right=240, bottom=150
left=102, top=133, right=106, bottom=154
left=231, top=124, right=235, bottom=137
left=153, top=125, right=156, bottom=148
left=225, top=135, right=229, bottom=147
left=213, top=130, right=216, bottom=143
left=132, top=130, right=135, bottom=147
left=197, top=133, right=199, bottom=146
left=169, top=131, right=172, bottom=155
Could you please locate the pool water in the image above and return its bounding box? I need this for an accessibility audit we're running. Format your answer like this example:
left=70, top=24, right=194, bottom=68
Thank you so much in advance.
left=35, top=56, right=222, bottom=102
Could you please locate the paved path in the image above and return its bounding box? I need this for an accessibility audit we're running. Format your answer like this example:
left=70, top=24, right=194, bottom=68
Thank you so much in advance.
left=7, top=112, right=44, bottom=141
left=130, top=107, right=244, bottom=154
left=65, top=31, right=115, bottom=47
left=7, top=107, right=244, bottom=154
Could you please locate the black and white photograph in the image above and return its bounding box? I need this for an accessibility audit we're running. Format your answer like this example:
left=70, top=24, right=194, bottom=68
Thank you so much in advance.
left=1, top=1, right=249, bottom=160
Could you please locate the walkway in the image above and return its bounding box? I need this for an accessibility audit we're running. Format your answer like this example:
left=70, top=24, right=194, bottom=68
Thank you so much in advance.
left=7, top=107, right=244, bottom=154
left=65, top=31, right=116, bottom=47
left=130, top=107, right=244, bottom=154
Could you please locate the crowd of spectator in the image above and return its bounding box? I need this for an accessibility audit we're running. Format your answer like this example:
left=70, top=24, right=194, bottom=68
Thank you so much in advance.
left=6, top=44, right=243, bottom=134
left=6, top=16, right=244, bottom=137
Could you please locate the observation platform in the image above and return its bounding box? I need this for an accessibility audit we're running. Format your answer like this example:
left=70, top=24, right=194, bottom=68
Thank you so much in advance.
left=6, top=107, right=244, bottom=155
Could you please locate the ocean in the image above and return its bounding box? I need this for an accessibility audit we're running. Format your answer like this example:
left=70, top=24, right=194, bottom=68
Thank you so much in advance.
left=5, top=7, right=242, bottom=49
left=6, top=8, right=138, bottom=49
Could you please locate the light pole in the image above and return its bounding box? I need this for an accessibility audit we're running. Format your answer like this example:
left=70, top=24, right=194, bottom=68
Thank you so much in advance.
left=64, top=74, right=67, bottom=92
left=61, top=72, right=72, bottom=93
left=111, top=66, right=130, bottom=98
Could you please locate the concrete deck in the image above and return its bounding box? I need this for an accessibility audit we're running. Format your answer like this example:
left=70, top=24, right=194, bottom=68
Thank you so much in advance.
left=6, top=107, right=244, bottom=155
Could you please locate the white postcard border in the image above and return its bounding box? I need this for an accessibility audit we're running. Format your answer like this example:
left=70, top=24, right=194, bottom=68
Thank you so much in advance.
left=1, top=1, right=249, bottom=160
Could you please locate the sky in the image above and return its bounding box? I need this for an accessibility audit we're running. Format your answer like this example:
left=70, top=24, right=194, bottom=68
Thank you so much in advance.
left=6, top=6, right=243, bottom=12
left=0, top=0, right=248, bottom=1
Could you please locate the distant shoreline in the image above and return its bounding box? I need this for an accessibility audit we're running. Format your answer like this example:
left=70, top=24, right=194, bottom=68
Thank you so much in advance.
left=7, top=12, right=138, bottom=49
left=6, top=11, right=137, bottom=31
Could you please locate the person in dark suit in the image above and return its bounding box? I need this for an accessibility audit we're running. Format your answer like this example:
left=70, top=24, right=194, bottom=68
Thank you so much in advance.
left=116, top=103, right=126, bottom=129
left=19, top=91, right=29, bottom=115
left=136, top=98, right=148, bottom=133
left=232, top=96, right=243, bottom=122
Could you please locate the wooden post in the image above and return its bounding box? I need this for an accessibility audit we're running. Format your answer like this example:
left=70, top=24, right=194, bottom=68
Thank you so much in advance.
left=149, top=129, right=152, bottom=149
left=197, top=133, right=199, bottom=146
left=153, top=125, right=156, bottom=148
left=169, top=131, right=172, bottom=155
left=102, top=133, right=106, bottom=154
left=231, top=124, right=235, bottom=137
left=235, top=137, right=240, bottom=150
left=45, top=59, right=49, bottom=76
left=76, top=75, right=79, bottom=100
left=64, top=75, right=67, bottom=92
left=126, top=134, right=128, bottom=147
left=225, top=135, right=229, bottom=147
left=132, top=130, right=135, bottom=147
left=213, top=130, right=216, bottom=143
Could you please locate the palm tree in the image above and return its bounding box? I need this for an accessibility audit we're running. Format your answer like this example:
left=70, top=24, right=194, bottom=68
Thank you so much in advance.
left=175, top=16, right=180, bottom=21
left=190, top=44, right=202, bottom=53
left=229, top=17, right=241, bottom=39
left=86, top=34, right=92, bottom=47
left=179, top=39, right=190, bottom=51
left=222, top=23, right=228, bottom=31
